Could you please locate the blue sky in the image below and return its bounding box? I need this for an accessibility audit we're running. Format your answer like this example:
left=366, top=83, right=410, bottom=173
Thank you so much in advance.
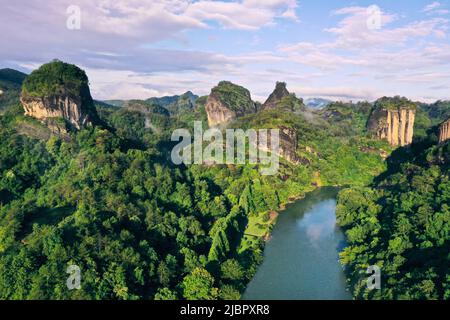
left=1, top=0, right=450, bottom=102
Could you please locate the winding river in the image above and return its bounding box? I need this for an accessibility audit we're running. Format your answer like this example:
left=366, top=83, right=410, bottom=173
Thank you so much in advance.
left=244, top=187, right=352, bottom=300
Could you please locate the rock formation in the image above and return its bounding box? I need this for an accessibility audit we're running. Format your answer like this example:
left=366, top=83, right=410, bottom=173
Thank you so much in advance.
left=205, top=81, right=256, bottom=127
left=439, top=118, right=450, bottom=144
left=262, top=82, right=290, bottom=110
left=205, top=92, right=237, bottom=127
left=367, top=97, right=416, bottom=147
left=262, top=82, right=304, bottom=111
left=255, top=126, right=302, bottom=165
left=278, top=126, right=302, bottom=164
left=20, top=93, right=95, bottom=130
left=20, top=60, right=98, bottom=132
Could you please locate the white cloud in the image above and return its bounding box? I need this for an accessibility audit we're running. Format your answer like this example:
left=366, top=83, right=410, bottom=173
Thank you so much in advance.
left=423, top=2, right=441, bottom=12
left=423, top=2, right=449, bottom=15
left=277, top=5, right=450, bottom=73
left=325, top=6, right=447, bottom=49
left=292, top=86, right=382, bottom=101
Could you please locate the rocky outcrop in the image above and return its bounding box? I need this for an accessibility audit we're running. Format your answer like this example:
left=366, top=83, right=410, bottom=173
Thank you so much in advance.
left=205, top=81, right=256, bottom=127
left=263, top=82, right=290, bottom=110
left=439, top=119, right=450, bottom=144
left=20, top=60, right=98, bottom=132
left=205, top=92, right=237, bottom=127
left=262, top=82, right=304, bottom=112
left=20, top=93, right=95, bottom=130
left=278, top=126, right=302, bottom=164
left=367, top=98, right=416, bottom=146
left=256, top=126, right=302, bottom=165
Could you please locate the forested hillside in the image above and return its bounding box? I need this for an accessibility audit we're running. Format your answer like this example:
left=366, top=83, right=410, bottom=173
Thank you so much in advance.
left=337, top=132, right=449, bottom=299
left=0, top=69, right=27, bottom=113
left=0, top=61, right=448, bottom=300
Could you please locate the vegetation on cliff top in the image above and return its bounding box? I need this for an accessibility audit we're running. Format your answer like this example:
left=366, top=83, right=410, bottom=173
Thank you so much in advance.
left=210, top=81, right=256, bottom=116
left=373, top=96, right=417, bottom=111
left=21, top=60, right=91, bottom=99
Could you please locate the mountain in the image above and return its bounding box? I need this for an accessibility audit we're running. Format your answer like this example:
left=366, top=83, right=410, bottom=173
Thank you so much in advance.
left=262, top=82, right=304, bottom=112
left=101, top=100, right=126, bottom=108
left=305, top=98, right=332, bottom=109
left=205, top=81, right=257, bottom=127
left=147, top=91, right=198, bottom=116
left=367, top=96, right=416, bottom=146
left=20, top=60, right=98, bottom=133
left=419, top=100, right=450, bottom=126
left=124, top=99, right=170, bottom=117
left=0, top=68, right=27, bottom=113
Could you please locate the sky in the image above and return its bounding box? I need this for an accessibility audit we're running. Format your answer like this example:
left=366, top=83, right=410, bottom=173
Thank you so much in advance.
left=1, top=0, right=450, bottom=102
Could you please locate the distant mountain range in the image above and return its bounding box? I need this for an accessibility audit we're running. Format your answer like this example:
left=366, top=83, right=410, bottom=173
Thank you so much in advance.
left=102, top=91, right=199, bottom=116
left=305, top=98, right=333, bottom=109
left=0, top=68, right=27, bottom=112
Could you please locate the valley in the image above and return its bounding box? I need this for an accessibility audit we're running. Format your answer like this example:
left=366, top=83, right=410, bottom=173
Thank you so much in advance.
left=0, top=60, right=448, bottom=300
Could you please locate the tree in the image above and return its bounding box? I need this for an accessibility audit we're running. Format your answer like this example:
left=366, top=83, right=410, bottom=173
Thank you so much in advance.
left=181, top=267, right=218, bottom=300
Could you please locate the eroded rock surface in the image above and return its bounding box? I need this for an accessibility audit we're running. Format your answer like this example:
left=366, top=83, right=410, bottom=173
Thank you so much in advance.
left=205, top=81, right=256, bottom=127
left=367, top=98, right=416, bottom=146
left=439, top=118, right=450, bottom=144
left=20, top=94, right=95, bottom=130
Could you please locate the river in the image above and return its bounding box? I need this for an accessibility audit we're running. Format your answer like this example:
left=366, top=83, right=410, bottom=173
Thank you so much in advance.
left=243, top=187, right=352, bottom=300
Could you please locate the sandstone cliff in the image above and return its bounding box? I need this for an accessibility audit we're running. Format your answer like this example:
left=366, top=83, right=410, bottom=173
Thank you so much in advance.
left=439, top=118, right=450, bottom=144
left=20, top=93, right=95, bottom=130
left=367, top=97, right=416, bottom=146
left=255, top=126, right=302, bottom=165
left=205, top=81, right=256, bottom=127
left=205, top=92, right=237, bottom=127
left=20, top=60, right=98, bottom=132
left=278, top=126, right=302, bottom=164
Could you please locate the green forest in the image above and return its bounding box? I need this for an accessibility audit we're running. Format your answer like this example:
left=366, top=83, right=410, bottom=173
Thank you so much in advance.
left=0, top=61, right=448, bottom=300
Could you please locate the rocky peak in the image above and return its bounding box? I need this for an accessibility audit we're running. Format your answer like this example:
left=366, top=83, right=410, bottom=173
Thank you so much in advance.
left=262, top=82, right=304, bottom=112
left=20, top=60, right=98, bottom=132
left=205, top=81, right=256, bottom=127
left=263, top=82, right=289, bottom=109
left=439, top=118, right=450, bottom=144
left=367, top=97, right=416, bottom=147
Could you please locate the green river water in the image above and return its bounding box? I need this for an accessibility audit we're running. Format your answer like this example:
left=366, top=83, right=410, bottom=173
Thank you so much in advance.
left=244, top=187, right=352, bottom=300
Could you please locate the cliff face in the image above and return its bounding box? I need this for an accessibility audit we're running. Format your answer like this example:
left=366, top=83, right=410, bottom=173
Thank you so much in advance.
left=256, top=126, right=302, bottom=165
left=278, top=126, right=302, bottom=164
left=20, top=93, right=95, bottom=130
left=367, top=98, right=416, bottom=146
left=205, top=81, right=256, bottom=127
left=439, top=119, right=450, bottom=144
left=205, top=92, right=237, bottom=127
